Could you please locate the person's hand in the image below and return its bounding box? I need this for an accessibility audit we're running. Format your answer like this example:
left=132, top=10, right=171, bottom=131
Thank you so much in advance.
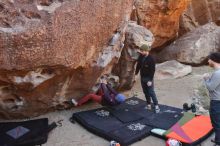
left=100, top=78, right=107, bottom=84
left=203, top=73, right=210, bottom=81
left=102, top=79, right=107, bottom=84
left=99, top=78, right=103, bottom=83
left=137, top=49, right=141, bottom=53
left=147, top=81, right=152, bottom=87
left=99, top=77, right=107, bottom=84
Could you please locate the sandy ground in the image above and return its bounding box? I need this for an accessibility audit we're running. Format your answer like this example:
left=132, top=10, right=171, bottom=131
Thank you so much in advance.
left=4, top=66, right=215, bottom=146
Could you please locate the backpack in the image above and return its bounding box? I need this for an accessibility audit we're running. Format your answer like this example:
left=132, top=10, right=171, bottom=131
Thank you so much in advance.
left=0, top=118, right=57, bottom=146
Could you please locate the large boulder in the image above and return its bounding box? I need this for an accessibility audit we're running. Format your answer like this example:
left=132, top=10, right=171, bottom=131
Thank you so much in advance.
left=156, top=22, right=220, bottom=65
left=179, top=0, right=220, bottom=35
left=132, top=0, right=190, bottom=49
left=0, top=0, right=133, bottom=119
left=179, top=7, right=199, bottom=36
left=112, top=21, right=154, bottom=90
left=155, top=60, right=192, bottom=80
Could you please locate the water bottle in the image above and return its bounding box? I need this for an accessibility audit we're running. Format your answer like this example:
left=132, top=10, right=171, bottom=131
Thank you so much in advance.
left=110, top=140, right=120, bottom=146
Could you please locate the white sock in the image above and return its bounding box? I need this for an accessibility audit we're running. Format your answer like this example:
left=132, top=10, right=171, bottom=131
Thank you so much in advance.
left=71, top=99, right=78, bottom=106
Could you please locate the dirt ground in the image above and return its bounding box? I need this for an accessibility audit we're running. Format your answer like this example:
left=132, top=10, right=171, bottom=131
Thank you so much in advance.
left=11, top=66, right=217, bottom=146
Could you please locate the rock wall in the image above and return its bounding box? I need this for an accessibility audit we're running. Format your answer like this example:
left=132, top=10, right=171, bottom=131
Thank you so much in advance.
left=112, top=22, right=154, bottom=91
left=189, top=0, right=220, bottom=25
left=1, top=0, right=218, bottom=119
left=154, top=60, right=192, bottom=80
left=156, top=23, right=220, bottom=65
left=132, top=0, right=190, bottom=49
left=0, top=0, right=133, bottom=119
left=158, top=0, right=220, bottom=65
left=179, top=0, right=220, bottom=35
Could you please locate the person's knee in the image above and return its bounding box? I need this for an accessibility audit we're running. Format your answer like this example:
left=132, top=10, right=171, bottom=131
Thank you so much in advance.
left=148, top=91, right=156, bottom=97
left=90, top=94, right=99, bottom=98
left=87, top=93, right=95, bottom=96
left=143, top=91, right=149, bottom=95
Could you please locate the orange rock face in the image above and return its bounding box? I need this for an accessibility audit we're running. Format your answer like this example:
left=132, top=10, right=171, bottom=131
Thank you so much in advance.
left=189, top=0, right=220, bottom=25
left=132, top=0, right=190, bottom=49
left=0, top=0, right=133, bottom=119
left=179, top=0, right=220, bottom=35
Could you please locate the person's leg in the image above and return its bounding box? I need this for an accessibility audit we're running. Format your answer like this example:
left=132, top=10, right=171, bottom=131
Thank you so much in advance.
left=141, top=81, right=151, bottom=104
left=210, top=100, right=220, bottom=145
left=146, top=82, right=160, bottom=113
left=210, top=101, right=215, bottom=130
left=146, top=82, right=158, bottom=106
left=77, top=94, right=102, bottom=106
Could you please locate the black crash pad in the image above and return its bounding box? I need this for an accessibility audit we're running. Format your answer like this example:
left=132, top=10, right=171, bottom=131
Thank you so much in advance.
left=109, top=119, right=152, bottom=145
left=135, top=104, right=183, bottom=130
left=72, top=97, right=183, bottom=146
left=73, top=108, right=124, bottom=133
left=73, top=109, right=152, bottom=146
left=110, top=97, right=146, bottom=110
left=109, top=108, right=144, bottom=123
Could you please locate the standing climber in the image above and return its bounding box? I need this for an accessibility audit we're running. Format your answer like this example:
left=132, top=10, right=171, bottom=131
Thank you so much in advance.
left=203, top=52, right=220, bottom=146
left=135, top=44, right=160, bottom=113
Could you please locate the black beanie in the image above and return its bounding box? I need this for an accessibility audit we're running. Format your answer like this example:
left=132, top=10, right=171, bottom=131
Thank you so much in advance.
left=209, top=52, right=220, bottom=63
